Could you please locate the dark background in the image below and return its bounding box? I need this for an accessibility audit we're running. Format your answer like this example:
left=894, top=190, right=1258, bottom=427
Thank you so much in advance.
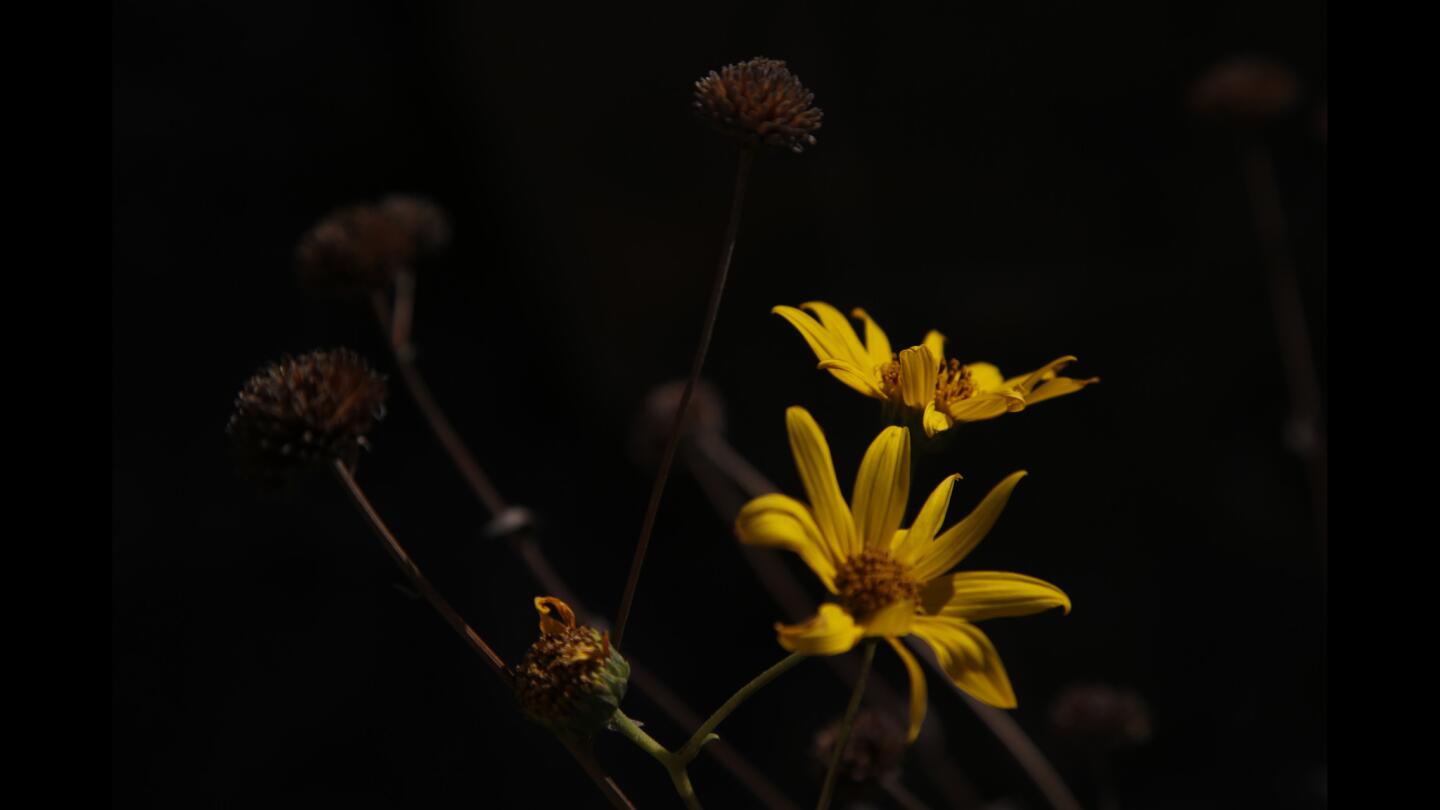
left=113, top=1, right=1327, bottom=807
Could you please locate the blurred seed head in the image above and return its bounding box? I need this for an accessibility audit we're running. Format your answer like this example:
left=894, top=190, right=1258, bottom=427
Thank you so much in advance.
left=693, top=57, right=823, bottom=154
left=811, top=710, right=906, bottom=790
left=296, top=196, right=451, bottom=293
left=1190, top=56, right=1301, bottom=126
left=630, top=379, right=727, bottom=467
left=227, top=348, right=388, bottom=472
left=1048, top=682, right=1153, bottom=751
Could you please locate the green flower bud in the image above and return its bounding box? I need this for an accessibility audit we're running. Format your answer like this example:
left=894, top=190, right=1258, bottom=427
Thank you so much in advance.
left=514, top=597, right=630, bottom=741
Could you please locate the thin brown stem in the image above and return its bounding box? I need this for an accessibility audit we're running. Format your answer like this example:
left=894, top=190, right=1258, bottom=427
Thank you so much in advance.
left=390, top=268, right=417, bottom=358
left=331, top=459, right=510, bottom=681
left=331, top=460, right=639, bottom=810
left=816, top=639, right=877, bottom=810
left=613, top=146, right=755, bottom=649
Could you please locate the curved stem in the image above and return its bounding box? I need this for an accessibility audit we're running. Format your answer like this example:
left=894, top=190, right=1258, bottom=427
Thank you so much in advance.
left=613, top=146, right=755, bottom=649
left=678, top=651, right=806, bottom=761
left=611, top=710, right=703, bottom=810
left=330, top=460, right=510, bottom=682
left=816, top=639, right=877, bottom=810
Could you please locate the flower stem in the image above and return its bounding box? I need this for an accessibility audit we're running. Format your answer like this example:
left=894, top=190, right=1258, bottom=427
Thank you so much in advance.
left=677, top=651, right=807, bottom=761
left=815, top=638, right=878, bottom=810
left=613, top=146, right=756, bottom=649
left=330, top=459, right=510, bottom=682
left=611, top=710, right=704, bottom=810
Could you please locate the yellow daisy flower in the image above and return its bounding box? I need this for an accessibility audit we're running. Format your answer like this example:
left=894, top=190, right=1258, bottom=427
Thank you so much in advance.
left=773, top=302, right=1098, bottom=436
left=735, top=407, right=1070, bottom=741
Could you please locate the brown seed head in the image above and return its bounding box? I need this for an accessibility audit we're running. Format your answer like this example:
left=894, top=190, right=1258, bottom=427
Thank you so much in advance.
left=379, top=194, right=452, bottom=255
left=1048, top=682, right=1153, bottom=751
left=1190, top=56, right=1301, bottom=125
left=296, top=204, right=414, bottom=292
left=513, top=597, right=630, bottom=740
left=693, top=57, right=823, bottom=154
left=812, top=709, right=907, bottom=788
left=227, top=349, right=388, bottom=468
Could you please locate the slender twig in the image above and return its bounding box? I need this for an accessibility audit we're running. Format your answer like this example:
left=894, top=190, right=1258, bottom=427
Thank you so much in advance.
left=366, top=268, right=797, bottom=808
left=1239, top=141, right=1327, bottom=557
left=330, top=459, right=509, bottom=681
left=817, top=639, right=878, bottom=810
left=390, top=268, right=416, bottom=357
left=613, top=146, right=756, bottom=648
left=687, top=431, right=1080, bottom=810
left=330, top=460, right=638, bottom=810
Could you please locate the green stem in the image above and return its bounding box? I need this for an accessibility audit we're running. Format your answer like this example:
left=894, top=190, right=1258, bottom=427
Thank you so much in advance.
left=679, top=651, right=806, bottom=761
left=611, top=710, right=703, bottom=810
left=816, top=639, right=878, bottom=810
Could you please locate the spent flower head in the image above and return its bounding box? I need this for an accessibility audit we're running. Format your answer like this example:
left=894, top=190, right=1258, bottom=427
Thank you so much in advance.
left=227, top=348, right=387, bottom=470
left=514, top=597, right=630, bottom=741
left=296, top=196, right=450, bottom=292
left=775, top=302, right=1097, bottom=437
left=694, top=57, right=823, bottom=154
left=736, top=407, right=1070, bottom=741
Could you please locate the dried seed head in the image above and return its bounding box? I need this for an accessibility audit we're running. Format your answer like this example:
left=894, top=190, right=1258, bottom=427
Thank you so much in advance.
left=1048, top=683, right=1153, bottom=751
left=629, top=378, right=727, bottom=468
left=379, top=194, right=451, bottom=255
left=812, top=710, right=906, bottom=788
left=1190, top=56, right=1301, bottom=126
left=227, top=349, right=388, bottom=470
left=693, top=57, right=823, bottom=154
left=514, top=597, right=630, bottom=741
left=296, top=204, right=414, bottom=292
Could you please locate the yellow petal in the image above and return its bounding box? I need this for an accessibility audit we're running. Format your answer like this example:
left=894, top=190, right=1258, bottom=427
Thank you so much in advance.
left=965, top=362, right=1005, bottom=392
left=1003, top=356, right=1077, bottom=395
left=922, top=330, right=947, bottom=367
left=851, top=308, right=893, bottom=369
left=860, top=598, right=917, bottom=637
left=735, top=493, right=839, bottom=591
left=1025, top=374, right=1100, bottom=406
left=816, top=359, right=887, bottom=398
left=944, top=392, right=1020, bottom=422
left=910, top=471, right=1027, bottom=582
left=535, top=596, right=576, bottom=635
left=920, top=571, right=1071, bottom=620
left=800, top=301, right=870, bottom=369
left=921, top=401, right=953, bottom=437
left=893, top=473, right=961, bottom=564
left=776, top=604, right=865, bottom=656
left=785, top=407, right=858, bottom=558
left=912, top=616, right=1017, bottom=708
left=887, top=638, right=928, bottom=743
left=898, top=346, right=938, bottom=410
left=852, top=426, right=911, bottom=550
left=773, top=305, right=847, bottom=365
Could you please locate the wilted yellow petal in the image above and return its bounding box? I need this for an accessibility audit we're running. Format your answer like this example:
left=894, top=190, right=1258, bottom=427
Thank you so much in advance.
left=785, top=407, right=858, bottom=558
left=735, top=493, right=839, bottom=591
left=910, top=471, right=1027, bottom=582
left=920, top=571, right=1071, bottom=620
left=1003, top=356, right=1078, bottom=395
left=888, top=638, right=928, bottom=743
left=912, top=616, right=1017, bottom=708
left=852, top=426, right=911, bottom=550
left=535, top=596, right=576, bottom=635
left=776, top=604, right=865, bottom=656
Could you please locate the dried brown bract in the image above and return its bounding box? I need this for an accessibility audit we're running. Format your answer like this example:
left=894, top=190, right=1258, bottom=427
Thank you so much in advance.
left=1190, top=56, right=1300, bottom=126
left=228, top=348, right=388, bottom=469
left=694, top=57, right=822, bottom=154
left=296, top=205, right=414, bottom=292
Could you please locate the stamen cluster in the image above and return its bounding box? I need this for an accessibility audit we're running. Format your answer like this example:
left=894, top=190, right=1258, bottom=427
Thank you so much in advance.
left=693, top=57, right=823, bottom=154
left=934, top=359, right=978, bottom=407
left=834, top=549, right=921, bottom=617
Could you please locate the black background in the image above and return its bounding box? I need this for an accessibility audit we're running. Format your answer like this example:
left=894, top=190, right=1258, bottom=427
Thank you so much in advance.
left=113, top=1, right=1326, bottom=807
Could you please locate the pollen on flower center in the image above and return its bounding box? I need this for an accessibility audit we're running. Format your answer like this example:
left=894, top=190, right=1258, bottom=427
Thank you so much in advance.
left=934, top=359, right=978, bottom=406
left=879, top=358, right=903, bottom=400
left=834, top=549, right=922, bottom=617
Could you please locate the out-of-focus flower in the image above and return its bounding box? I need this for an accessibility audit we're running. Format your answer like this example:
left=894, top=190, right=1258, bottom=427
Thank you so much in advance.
left=693, top=57, right=823, bottom=154
left=736, top=407, right=1070, bottom=741
left=513, top=597, right=630, bottom=741
left=1049, top=683, right=1152, bottom=751
left=296, top=196, right=451, bottom=292
left=774, top=303, right=1097, bottom=436
left=812, top=709, right=907, bottom=786
left=227, top=348, right=387, bottom=469
left=1190, top=56, right=1300, bottom=126
left=629, top=379, right=727, bottom=468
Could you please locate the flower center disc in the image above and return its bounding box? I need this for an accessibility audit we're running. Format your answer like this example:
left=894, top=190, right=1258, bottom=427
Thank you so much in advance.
left=834, top=549, right=921, bottom=617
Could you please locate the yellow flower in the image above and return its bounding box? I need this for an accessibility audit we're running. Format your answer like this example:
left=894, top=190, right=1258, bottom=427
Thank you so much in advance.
left=773, top=302, right=1098, bottom=436
left=735, top=407, right=1070, bottom=741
